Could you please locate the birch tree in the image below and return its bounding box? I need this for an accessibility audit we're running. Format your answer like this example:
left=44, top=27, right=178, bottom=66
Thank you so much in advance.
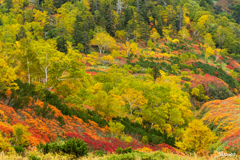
left=90, top=32, right=116, bottom=54
left=178, top=26, right=190, bottom=40
left=14, top=38, right=38, bottom=84
left=32, top=39, right=64, bottom=85
left=121, top=88, right=147, bottom=117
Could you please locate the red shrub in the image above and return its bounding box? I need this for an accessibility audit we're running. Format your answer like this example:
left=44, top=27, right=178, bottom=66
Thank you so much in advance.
left=86, top=71, right=98, bottom=76
left=226, top=65, right=234, bottom=69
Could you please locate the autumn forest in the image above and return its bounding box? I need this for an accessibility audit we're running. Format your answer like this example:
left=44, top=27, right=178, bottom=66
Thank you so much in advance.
left=0, top=0, right=240, bottom=159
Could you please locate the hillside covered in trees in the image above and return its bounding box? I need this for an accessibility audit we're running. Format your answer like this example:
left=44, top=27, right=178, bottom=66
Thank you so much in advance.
left=0, top=0, right=240, bottom=159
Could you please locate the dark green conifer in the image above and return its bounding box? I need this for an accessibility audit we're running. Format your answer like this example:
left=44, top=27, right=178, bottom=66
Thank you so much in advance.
left=56, top=36, right=68, bottom=54
left=16, top=26, right=27, bottom=41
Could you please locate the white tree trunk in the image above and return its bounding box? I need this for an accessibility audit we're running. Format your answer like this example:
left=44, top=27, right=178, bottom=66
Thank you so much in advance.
left=151, top=122, right=154, bottom=129
left=98, top=45, right=102, bottom=54
left=45, top=68, right=48, bottom=83
left=137, top=0, right=139, bottom=12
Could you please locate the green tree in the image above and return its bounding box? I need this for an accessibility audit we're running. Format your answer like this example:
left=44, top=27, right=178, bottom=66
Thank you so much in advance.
left=56, top=36, right=68, bottom=54
left=73, top=14, right=82, bottom=45
left=50, top=45, right=92, bottom=97
left=109, top=121, right=125, bottom=138
left=228, top=41, right=240, bottom=55
left=213, top=26, right=227, bottom=49
left=11, top=124, right=31, bottom=147
left=179, top=53, right=189, bottom=64
left=147, top=39, right=154, bottom=50
left=72, top=14, right=91, bottom=53
left=86, top=90, right=123, bottom=120
left=16, top=26, right=27, bottom=41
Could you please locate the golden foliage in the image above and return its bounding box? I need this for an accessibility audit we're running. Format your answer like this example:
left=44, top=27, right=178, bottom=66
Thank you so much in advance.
left=176, top=119, right=218, bottom=152
left=136, top=147, right=152, bottom=153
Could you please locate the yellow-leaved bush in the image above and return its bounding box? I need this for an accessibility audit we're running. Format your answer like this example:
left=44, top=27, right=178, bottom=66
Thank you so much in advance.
left=136, top=147, right=152, bottom=153
left=176, top=119, right=218, bottom=152
left=109, top=121, right=125, bottom=138
left=120, top=134, right=133, bottom=143
left=11, top=123, right=32, bottom=147
left=0, top=132, right=15, bottom=152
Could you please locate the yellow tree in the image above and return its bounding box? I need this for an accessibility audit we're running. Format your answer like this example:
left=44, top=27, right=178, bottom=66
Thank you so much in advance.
left=83, top=52, right=99, bottom=66
left=160, top=5, right=176, bottom=27
left=56, top=2, right=78, bottom=34
left=178, top=26, right=190, bottom=40
left=121, top=88, right=147, bottom=117
left=33, top=9, right=48, bottom=28
left=132, top=30, right=141, bottom=41
left=83, top=0, right=90, bottom=10
left=162, top=25, right=172, bottom=43
left=10, top=0, right=24, bottom=14
left=204, top=33, right=215, bottom=60
left=57, top=41, right=91, bottom=84
left=125, top=41, right=139, bottom=57
left=140, top=71, right=192, bottom=134
left=0, top=0, right=4, bottom=7
left=25, top=22, right=44, bottom=38
left=205, top=46, right=215, bottom=61
left=11, top=124, right=31, bottom=147
left=115, top=30, right=127, bottom=41
left=230, top=70, right=239, bottom=80
left=0, top=58, right=19, bottom=92
left=182, top=5, right=190, bottom=26
left=204, top=33, right=215, bottom=49
left=14, top=38, right=39, bottom=84
left=141, top=103, right=168, bottom=132
left=214, top=48, right=222, bottom=62
left=109, top=121, right=125, bottom=138
left=111, top=49, right=120, bottom=59
left=193, top=15, right=215, bottom=37
left=0, top=132, right=14, bottom=152
left=90, top=32, right=116, bottom=54
left=150, top=28, right=160, bottom=44
left=176, top=119, right=218, bottom=152
left=147, top=40, right=154, bottom=51
left=102, top=55, right=114, bottom=64
left=87, top=90, right=124, bottom=120
left=43, top=0, right=55, bottom=14
left=159, top=71, right=192, bottom=134
left=32, top=39, right=63, bottom=85
left=42, top=41, right=91, bottom=97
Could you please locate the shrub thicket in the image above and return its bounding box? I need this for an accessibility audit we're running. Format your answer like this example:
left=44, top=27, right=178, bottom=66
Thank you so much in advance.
left=37, top=138, right=89, bottom=158
left=9, top=80, right=108, bottom=127
left=116, top=147, right=133, bottom=154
